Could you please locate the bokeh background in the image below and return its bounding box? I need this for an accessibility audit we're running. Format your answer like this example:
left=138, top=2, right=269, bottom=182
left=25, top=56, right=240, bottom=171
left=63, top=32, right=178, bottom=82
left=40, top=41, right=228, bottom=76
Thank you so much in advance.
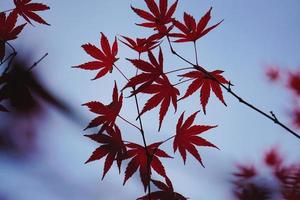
left=0, top=0, right=300, bottom=199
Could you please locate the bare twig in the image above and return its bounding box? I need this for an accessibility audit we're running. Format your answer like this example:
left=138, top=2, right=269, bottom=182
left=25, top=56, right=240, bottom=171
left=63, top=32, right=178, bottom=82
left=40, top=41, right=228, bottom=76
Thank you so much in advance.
left=27, top=53, right=49, bottom=71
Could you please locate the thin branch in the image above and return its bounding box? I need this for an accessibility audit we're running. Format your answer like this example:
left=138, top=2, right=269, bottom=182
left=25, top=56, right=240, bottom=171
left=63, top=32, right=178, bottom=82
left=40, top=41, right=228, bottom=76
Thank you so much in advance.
left=3, top=52, right=17, bottom=74
left=167, top=36, right=300, bottom=140
left=0, top=52, right=15, bottom=66
left=193, top=41, right=199, bottom=66
left=2, top=42, right=17, bottom=74
left=117, top=114, right=141, bottom=131
left=165, top=67, right=194, bottom=75
left=114, top=64, right=129, bottom=81
left=0, top=8, right=14, bottom=13
left=114, top=63, right=152, bottom=197
left=172, top=78, right=193, bottom=87
left=27, top=53, right=49, bottom=71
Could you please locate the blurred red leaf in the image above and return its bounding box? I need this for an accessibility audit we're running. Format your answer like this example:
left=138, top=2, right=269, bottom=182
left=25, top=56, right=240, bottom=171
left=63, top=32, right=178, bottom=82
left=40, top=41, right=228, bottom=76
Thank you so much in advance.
left=287, top=72, right=300, bottom=96
left=265, top=67, right=280, bottom=82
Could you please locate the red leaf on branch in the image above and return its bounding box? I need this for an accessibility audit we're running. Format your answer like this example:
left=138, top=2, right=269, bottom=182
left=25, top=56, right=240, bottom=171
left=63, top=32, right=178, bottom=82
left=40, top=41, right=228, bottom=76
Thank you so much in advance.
left=131, top=0, right=178, bottom=36
left=173, top=111, right=218, bottom=166
left=0, top=12, right=26, bottom=61
left=85, top=125, right=127, bottom=180
left=169, top=7, right=222, bottom=42
left=137, top=177, right=187, bottom=200
left=179, top=70, right=229, bottom=114
left=123, top=142, right=172, bottom=192
left=124, top=48, right=164, bottom=95
left=139, top=76, right=179, bottom=131
left=74, top=33, right=119, bottom=80
left=83, top=82, right=122, bottom=133
left=119, top=36, right=160, bottom=54
left=13, top=0, right=50, bottom=25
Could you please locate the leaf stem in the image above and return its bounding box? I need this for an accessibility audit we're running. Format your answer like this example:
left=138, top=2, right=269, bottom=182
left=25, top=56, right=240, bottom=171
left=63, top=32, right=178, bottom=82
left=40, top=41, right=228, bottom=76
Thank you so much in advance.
left=114, top=63, right=152, bottom=197
left=114, top=64, right=129, bottom=81
left=27, top=53, right=48, bottom=71
left=165, top=67, right=194, bottom=75
left=172, top=78, right=193, bottom=87
left=0, top=8, right=14, bottom=13
left=193, top=41, right=199, bottom=66
left=117, top=114, right=141, bottom=131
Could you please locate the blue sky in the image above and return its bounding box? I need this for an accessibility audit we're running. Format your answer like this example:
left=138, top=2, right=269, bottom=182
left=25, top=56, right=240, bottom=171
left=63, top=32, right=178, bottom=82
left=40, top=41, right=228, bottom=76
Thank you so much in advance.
left=1, top=0, right=300, bottom=199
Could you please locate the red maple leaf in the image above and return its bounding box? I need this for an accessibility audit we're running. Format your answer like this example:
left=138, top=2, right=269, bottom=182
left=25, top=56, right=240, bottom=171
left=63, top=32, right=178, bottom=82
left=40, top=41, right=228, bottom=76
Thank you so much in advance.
left=74, top=33, right=118, bottom=80
left=124, top=48, right=164, bottom=95
left=123, top=142, right=172, bottom=192
left=131, top=0, right=178, bottom=36
left=179, top=70, right=229, bottom=114
left=119, top=36, right=160, bottom=54
left=83, top=82, right=123, bottom=133
left=0, top=11, right=26, bottom=61
left=137, top=177, right=187, bottom=200
left=13, top=0, right=50, bottom=25
left=139, top=76, right=179, bottom=131
left=287, top=72, right=300, bottom=96
left=85, top=125, right=127, bottom=180
left=169, top=7, right=222, bottom=42
left=173, top=111, right=218, bottom=166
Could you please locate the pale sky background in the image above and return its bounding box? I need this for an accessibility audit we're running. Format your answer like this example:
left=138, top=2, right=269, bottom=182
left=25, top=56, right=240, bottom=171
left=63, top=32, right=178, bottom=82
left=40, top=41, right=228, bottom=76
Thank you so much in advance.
left=0, top=0, right=300, bottom=199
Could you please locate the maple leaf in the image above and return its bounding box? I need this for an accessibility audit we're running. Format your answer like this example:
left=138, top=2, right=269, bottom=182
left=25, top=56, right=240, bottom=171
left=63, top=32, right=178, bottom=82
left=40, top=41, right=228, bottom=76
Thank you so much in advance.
left=137, top=177, right=187, bottom=200
left=173, top=111, right=218, bottom=166
left=0, top=11, right=26, bottom=61
left=139, top=76, right=179, bottom=131
left=179, top=70, right=229, bottom=114
left=123, top=142, right=172, bottom=192
left=119, top=36, right=160, bottom=54
left=13, top=0, right=50, bottom=25
left=169, top=7, right=222, bottom=42
left=85, top=125, right=127, bottom=179
left=124, top=48, right=164, bottom=95
left=83, top=82, right=123, bottom=133
left=131, top=0, right=178, bottom=36
left=74, top=33, right=118, bottom=80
